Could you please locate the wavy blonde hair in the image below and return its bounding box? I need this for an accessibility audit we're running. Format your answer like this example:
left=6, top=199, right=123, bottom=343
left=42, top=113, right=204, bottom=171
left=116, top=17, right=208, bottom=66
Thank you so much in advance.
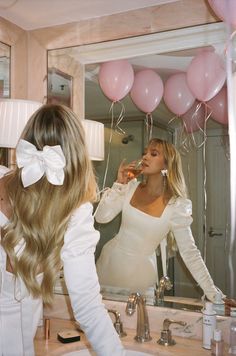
left=147, top=138, right=188, bottom=200
left=2, top=104, right=97, bottom=305
left=148, top=138, right=188, bottom=255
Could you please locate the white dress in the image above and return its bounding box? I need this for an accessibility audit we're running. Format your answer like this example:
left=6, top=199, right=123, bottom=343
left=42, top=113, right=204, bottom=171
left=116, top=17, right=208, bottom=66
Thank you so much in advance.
left=95, top=179, right=219, bottom=302
left=0, top=166, right=125, bottom=356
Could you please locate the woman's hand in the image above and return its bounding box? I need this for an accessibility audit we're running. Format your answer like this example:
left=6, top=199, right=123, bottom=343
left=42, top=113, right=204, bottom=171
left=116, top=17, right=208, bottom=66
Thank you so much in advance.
left=116, top=159, right=142, bottom=184
left=223, top=297, right=236, bottom=316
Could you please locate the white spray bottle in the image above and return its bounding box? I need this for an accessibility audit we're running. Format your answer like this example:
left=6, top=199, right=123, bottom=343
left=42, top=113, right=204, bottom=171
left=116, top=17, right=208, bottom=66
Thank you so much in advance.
left=202, top=301, right=217, bottom=349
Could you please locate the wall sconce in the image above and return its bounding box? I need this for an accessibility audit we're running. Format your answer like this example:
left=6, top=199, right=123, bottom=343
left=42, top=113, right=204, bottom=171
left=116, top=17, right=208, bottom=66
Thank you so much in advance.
left=0, top=99, right=42, bottom=148
left=82, top=119, right=104, bottom=161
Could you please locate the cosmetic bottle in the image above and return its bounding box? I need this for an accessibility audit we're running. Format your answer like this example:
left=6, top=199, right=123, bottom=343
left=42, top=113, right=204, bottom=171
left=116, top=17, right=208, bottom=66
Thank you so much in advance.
left=213, top=291, right=225, bottom=316
left=229, top=308, right=236, bottom=355
left=211, top=329, right=224, bottom=356
left=202, top=301, right=216, bottom=349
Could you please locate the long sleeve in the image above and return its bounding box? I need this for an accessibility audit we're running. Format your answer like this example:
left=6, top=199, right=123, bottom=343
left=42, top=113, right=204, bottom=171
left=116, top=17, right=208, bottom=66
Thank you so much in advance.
left=169, top=197, right=224, bottom=302
left=60, top=203, right=126, bottom=356
left=95, top=181, right=135, bottom=223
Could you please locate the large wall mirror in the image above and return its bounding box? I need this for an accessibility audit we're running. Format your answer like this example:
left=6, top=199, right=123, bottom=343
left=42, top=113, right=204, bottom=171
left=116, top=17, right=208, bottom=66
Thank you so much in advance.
left=48, top=22, right=235, bottom=312
left=0, top=41, right=10, bottom=166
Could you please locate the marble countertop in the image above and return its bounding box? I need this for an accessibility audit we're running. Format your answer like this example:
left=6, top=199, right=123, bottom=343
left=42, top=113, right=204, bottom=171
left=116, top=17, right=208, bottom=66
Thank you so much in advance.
left=34, top=318, right=228, bottom=356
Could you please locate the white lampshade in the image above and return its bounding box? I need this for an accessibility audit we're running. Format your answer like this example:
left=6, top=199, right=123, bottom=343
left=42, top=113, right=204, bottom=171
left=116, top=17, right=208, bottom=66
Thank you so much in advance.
left=0, top=99, right=42, bottom=148
left=82, top=119, right=104, bottom=161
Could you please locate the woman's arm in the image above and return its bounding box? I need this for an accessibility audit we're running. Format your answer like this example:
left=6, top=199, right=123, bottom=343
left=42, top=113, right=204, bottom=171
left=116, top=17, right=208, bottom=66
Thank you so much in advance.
left=95, top=159, right=140, bottom=224
left=61, top=203, right=126, bottom=356
left=95, top=182, right=129, bottom=223
left=170, top=198, right=224, bottom=302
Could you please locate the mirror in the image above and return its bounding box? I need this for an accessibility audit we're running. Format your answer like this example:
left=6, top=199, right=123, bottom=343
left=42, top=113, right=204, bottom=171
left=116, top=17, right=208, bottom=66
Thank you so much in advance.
left=0, top=41, right=10, bottom=166
left=48, top=23, right=235, bottom=311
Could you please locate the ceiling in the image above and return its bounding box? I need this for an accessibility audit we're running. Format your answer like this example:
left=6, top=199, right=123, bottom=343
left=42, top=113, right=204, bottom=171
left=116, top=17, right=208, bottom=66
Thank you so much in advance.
left=0, top=0, right=179, bottom=30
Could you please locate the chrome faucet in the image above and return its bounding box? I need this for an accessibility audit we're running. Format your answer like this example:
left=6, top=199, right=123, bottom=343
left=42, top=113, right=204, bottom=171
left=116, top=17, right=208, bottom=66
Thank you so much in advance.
left=108, top=309, right=127, bottom=338
left=157, top=318, right=187, bottom=346
left=154, top=276, right=173, bottom=305
left=126, top=292, right=152, bottom=342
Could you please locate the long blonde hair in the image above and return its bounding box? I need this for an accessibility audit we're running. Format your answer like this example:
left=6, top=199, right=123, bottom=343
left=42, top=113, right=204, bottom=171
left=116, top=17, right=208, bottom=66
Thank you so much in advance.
left=2, top=104, right=97, bottom=305
left=148, top=138, right=188, bottom=255
left=147, top=138, right=188, bottom=200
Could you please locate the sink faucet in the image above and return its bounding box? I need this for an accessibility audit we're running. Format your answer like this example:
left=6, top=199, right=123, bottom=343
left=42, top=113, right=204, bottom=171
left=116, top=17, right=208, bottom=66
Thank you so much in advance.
left=107, top=309, right=127, bottom=338
left=157, top=318, right=187, bottom=346
left=126, top=292, right=152, bottom=342
left=154, top=276, right=173, bottom=305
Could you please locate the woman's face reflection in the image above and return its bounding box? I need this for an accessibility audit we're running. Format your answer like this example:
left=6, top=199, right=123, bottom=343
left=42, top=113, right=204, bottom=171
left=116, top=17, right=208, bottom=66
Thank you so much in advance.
left=142, top=143, right=166, bottom=176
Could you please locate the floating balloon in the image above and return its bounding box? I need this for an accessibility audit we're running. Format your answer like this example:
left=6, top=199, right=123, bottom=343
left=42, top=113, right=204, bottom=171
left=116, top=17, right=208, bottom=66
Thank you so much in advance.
left=163, top=73, right=195, bottom=116
left=130, top=69, right=164, bottom=113
left=182, top=101, right=206, bottom=133
left=208, top=86, right=228, bottom=125
left=187, top=51, right=226, bottom=102
left=208, top=0, right=236, bottom=29
left=98, top=59, right=134, bottom=102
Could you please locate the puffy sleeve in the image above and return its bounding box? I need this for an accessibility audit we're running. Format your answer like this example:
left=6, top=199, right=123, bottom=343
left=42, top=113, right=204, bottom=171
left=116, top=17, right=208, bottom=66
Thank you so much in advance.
left=95, top=180, right=135, bottom=223
left=169, top=197, right=224, bottom=302
left=61, top=203, right=126, bottom=356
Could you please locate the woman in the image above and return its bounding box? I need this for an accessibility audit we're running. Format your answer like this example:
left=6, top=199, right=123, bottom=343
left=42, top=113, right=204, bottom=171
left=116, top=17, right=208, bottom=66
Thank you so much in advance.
left=95, top=138, right=223, bottom=302
left=0, top=104, right=125, bottom=356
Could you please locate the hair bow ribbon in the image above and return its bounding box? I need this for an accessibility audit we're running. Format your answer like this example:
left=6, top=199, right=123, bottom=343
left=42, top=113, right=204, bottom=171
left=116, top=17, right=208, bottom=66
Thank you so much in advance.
left=16, top=139, right=66, bottom=187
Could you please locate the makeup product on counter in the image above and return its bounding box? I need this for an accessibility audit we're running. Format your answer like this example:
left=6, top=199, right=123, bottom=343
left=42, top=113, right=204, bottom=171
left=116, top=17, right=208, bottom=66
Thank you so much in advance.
left=229, top=308, right=236, bottom=355
left=44, top=318, right=50, bottom=340
left=57, top=330, right=81, bottom=343
left=211, top=329, right=224, bottom=356
left=202, top=302, right=216, bottom=350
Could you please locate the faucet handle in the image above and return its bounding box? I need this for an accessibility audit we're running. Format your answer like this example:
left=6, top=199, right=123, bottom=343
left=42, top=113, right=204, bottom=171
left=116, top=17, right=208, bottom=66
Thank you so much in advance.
left=157, top=318, right=187, bottom=346
left=108, top=309, right=127, bottom=338
left=160, top=276, right=173, bottom=290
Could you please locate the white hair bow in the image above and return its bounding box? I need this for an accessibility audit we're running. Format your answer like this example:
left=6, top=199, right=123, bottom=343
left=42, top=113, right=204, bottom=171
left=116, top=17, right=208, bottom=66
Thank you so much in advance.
left=16, top=139, right=66, bottom=188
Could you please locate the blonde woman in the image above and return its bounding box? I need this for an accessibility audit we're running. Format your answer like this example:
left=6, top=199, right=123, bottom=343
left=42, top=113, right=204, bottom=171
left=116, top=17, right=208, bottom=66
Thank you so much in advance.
left=0, top=104, right=125, bottom=356
left=95, top=138, right=224, bottom=303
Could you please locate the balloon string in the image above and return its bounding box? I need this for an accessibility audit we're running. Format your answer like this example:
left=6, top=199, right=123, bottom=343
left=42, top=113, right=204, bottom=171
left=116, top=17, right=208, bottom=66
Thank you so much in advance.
left=168, top=115, right=179, bottom=126
left=102, top=102, right=115, bottom=191
left=145, top=113, right=153, bottom=143
left=200, top=101, right=211, bottom=261
left=179, top=102, right=211, bottom=154
left=197, top=102, right=211, bottom=149
left=179, top=123, right=195, bottom=154
left=202, top=122, right=207, bottom=263
left=101, top=101, right=126, bottom=192
left=113, top=101, right=125, bottom=135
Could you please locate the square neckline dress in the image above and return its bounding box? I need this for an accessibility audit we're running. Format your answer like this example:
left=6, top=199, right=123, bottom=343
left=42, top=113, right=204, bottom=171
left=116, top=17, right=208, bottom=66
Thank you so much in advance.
left=96, top=180, right=175, bottom=292
left=95, top=179, right=220, bottom=302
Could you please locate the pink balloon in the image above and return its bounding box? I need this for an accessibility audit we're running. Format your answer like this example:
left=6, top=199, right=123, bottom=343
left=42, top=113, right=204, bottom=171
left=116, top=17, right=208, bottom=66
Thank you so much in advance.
left=187, top=51, right=226, bottom=102
left=182, top=101, right=206, bottom=133
left=98, top=60, right=134, bottom=102
left=163, top=73, right=195, bottom=116
left=208, top=0, right=236, bottom=28
left=208, top=86, right=228, bottom=125
left=130, top=69, right=164, bottom=113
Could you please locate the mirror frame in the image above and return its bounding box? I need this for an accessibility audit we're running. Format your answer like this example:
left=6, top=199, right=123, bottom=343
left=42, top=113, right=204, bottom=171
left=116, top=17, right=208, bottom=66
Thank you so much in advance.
left=71, top=22, right=226, bottom=111
left=48, top=22, right=226, bottom=119
left=49, top=22, right=229, bottom=304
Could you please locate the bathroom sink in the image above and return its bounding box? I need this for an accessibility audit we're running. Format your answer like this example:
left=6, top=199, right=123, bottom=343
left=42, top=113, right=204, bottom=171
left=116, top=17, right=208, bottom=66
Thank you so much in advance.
left=63, top=350, right=152, bottom=356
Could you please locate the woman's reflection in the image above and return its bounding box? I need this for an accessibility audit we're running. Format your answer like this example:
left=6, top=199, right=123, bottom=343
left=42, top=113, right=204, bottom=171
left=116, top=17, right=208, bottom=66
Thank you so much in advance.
left=95, top=138, right=224, bottom=303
